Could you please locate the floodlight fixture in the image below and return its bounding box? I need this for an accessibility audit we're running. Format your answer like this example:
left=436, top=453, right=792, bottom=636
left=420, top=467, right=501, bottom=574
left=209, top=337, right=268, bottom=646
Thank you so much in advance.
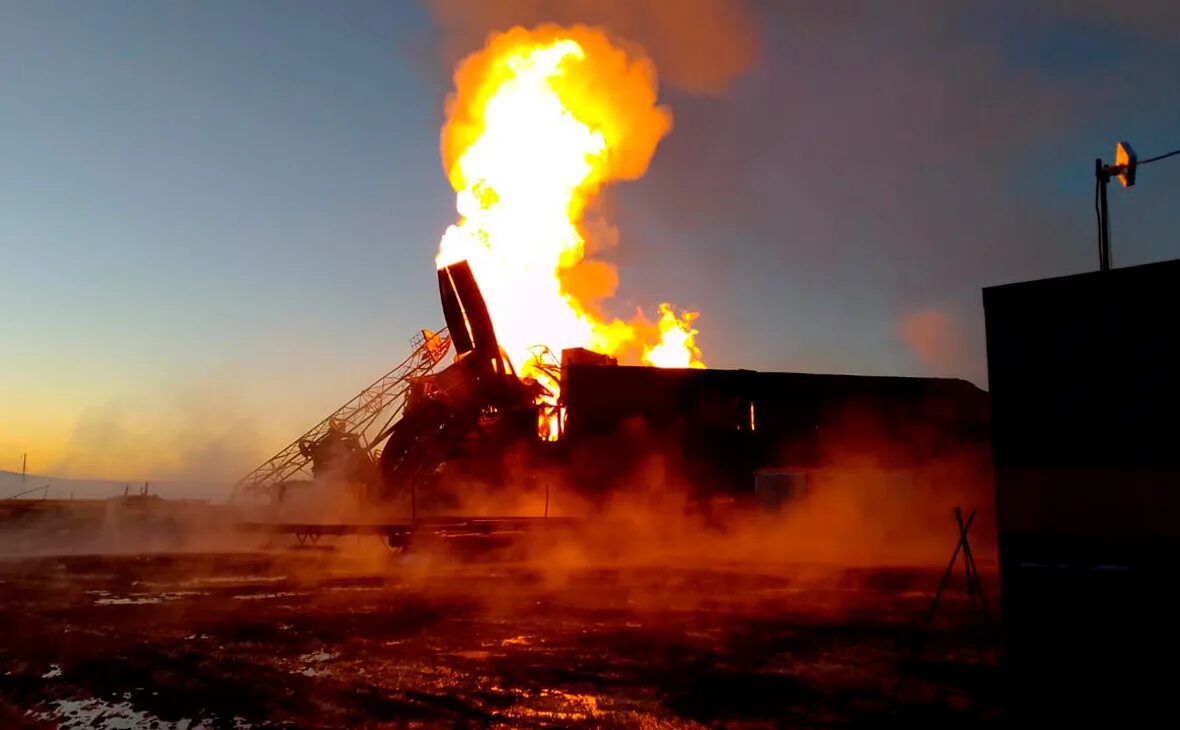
left=1094, top=140, right=1178, bottom=272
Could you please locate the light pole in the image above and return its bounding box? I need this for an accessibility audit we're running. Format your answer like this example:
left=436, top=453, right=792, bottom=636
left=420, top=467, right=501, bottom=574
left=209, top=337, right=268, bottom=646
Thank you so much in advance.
left=1095, top=141, right=1180, bottom=271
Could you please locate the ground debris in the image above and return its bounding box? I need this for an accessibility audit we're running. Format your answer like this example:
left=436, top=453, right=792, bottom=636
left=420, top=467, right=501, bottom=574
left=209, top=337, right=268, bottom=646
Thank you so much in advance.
left=0, top=553, right=1003, bottom=727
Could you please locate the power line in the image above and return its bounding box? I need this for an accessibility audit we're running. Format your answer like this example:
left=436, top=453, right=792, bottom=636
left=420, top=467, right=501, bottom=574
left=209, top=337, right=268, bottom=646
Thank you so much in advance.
left=1139, top=148, right=1180, bottom=166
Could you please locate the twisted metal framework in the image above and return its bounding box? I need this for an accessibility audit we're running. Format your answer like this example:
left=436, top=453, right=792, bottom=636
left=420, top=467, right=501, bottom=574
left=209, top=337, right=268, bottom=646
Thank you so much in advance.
left=232, top=328, right=453, bottom=502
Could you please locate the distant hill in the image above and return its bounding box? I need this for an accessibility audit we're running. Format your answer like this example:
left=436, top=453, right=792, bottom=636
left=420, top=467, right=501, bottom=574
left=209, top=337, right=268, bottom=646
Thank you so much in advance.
left=0, top=471, right=232, bottom=503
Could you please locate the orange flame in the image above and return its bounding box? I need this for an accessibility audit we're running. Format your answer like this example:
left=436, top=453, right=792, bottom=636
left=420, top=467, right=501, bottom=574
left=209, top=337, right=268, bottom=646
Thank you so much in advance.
left=644, top=303, right=705, bottom=369
left=436, top=25, right=705, bottom=377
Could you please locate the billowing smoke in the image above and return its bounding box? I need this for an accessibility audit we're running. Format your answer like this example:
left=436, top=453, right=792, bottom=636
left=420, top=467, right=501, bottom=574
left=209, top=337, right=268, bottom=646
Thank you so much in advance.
left=898, top=308, right=971, bottom=377
left=50, top=378, right=265, bottom=490
left=426, top=0, right=761, bottom=95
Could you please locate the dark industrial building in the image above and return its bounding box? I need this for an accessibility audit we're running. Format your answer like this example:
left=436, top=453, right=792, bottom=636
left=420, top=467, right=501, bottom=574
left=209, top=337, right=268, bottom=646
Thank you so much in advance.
left=561, top=364, right=990, bottom=499
left=984, top=258, right=1180, bottom=722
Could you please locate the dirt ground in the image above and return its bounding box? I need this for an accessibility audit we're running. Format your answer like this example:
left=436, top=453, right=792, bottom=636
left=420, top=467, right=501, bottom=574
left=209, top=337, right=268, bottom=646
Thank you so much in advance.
left=0, top=546, right=1005, bottom=728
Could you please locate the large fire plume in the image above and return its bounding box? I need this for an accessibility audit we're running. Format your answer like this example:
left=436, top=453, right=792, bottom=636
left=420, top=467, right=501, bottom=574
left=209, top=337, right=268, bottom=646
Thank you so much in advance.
left=435, top=25, right=704, bottom=380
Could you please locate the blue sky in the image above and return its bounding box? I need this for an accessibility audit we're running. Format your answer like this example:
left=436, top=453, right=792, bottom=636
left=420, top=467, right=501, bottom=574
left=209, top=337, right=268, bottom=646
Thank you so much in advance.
left=2, top=1, right=1179, bottom=481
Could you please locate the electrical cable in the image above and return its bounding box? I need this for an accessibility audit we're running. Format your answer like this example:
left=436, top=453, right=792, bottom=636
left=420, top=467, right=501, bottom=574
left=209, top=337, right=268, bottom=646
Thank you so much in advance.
left=1139, top=148, right=1180, bottom=166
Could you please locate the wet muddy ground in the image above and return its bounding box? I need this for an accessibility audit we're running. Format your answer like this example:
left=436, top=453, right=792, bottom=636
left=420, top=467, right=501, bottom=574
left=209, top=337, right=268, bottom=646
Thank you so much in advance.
left=0, top=549, right=1005, bottom=728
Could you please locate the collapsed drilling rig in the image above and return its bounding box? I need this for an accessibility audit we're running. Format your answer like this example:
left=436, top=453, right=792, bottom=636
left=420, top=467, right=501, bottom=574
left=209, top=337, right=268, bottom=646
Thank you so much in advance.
left=376, top=261, right=548, bottom=508
left=233, top=261, right=544, bottom=509
left=236, top=259, right=990, bottom=533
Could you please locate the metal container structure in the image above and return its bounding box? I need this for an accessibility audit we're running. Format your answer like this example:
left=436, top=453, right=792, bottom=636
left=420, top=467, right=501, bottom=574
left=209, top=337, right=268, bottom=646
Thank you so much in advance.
left=983, top=258, right=1180, bottom=723
left=561, top=364, right=989, bottom=499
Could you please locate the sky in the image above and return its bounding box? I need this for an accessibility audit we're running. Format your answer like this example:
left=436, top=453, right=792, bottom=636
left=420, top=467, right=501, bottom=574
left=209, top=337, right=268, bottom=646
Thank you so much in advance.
left=2, top=1, right=1179, bottom=484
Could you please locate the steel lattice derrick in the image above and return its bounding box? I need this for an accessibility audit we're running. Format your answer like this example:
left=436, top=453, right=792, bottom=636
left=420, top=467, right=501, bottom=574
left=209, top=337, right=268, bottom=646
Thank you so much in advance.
left=231, top=328, right=452, bottom=502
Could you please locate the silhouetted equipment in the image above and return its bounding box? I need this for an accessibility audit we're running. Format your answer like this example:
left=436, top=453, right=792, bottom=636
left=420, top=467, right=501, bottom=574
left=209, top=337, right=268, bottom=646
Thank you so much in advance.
left=1095, top=142, right=1136, bottom=271
left=984, top=258, right=1180, bottom=723
left=753, top=470, right=809, bottom=512
left=897, top=507, right=993, bottom=699
left=919, top=509, right=991, bottom=649
left=560, top=347, right=617, bottom=371
left=4, top=484, right=50, bottom=501
left=241, top=260, right=989, bottom=524
left=376, top=261, right=545, bottom=509
left=1094, top=140, right=1180, bottom=271
left=561, top=364, right=989, bottom=498
left=298, top=422, right=375, bottom=486
left=232, top=327, right=453, bottom=502
left=234, top=261, right=547, bottom=509
left=240, top=515, right=581, bottom=550
left=438, top=260, right=498, bottom=360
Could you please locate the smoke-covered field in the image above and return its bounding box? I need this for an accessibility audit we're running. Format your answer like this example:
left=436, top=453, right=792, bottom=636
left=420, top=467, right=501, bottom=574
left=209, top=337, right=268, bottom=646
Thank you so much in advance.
left=0, top=538, right=1004, bottom=728
left=0, top=450, right=1003, bottom=727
